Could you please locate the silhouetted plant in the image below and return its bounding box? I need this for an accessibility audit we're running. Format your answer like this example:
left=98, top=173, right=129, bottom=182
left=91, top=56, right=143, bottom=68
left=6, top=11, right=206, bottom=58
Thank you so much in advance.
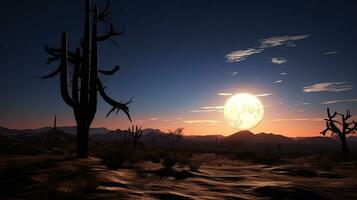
left=128, top=125, right=143, bottom=150
left=162, top=156, right=177, bottom=168
left=42, top=0, right=132, bottom=158
left=53, top=115, right=57, bottom=131
left=321, top=108, right=357, bottom=161
left=167, top=127, right=184, bottom=151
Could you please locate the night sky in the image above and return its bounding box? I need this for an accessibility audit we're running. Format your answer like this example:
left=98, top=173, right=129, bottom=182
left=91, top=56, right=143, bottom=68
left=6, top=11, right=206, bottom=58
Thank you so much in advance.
left=0, top=0, right=356, bottom=136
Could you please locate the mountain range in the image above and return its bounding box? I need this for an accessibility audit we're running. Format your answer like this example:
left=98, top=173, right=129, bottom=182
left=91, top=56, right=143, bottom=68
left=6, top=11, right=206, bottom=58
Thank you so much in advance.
left=0, top=126, right=356, bottom=145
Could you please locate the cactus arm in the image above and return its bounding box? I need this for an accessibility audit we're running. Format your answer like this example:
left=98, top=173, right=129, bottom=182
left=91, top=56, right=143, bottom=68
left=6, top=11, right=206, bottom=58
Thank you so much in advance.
left=97, top=1, right=111, bottom=22
left=98, top=65, right=120, bottom=75
left=46, top=56, right=60, bottom=65
left=60, top=32, right=77, bottom=108
left=96, top=78, right=132, bottom=121
left=44, top=45, right=61, bottom=57
left=97, top=24, right=123, bottom=41
left=41, top=65, right=61, bottom=79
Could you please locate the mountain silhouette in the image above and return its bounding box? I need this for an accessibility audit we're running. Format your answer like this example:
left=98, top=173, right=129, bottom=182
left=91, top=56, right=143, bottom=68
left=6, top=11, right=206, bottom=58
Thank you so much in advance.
left=224, top=130, right=294, bottom=144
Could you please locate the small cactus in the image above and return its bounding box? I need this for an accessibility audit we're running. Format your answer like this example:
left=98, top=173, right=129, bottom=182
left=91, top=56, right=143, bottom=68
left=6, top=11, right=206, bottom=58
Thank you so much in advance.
left=128, top=125, right=143, bottom=150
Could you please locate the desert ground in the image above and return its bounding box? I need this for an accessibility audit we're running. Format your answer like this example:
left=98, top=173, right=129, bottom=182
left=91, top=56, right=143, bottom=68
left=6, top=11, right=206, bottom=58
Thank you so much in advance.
left=1, top=145, right=357, bottom=199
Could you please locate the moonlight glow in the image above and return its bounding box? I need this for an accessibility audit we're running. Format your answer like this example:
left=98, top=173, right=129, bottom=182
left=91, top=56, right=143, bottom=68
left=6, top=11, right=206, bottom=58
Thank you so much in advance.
left=224, top=93, right=264, bottom=130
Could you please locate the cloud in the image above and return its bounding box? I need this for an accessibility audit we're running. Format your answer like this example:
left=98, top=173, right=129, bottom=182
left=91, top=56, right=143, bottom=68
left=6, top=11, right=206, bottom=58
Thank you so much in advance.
left=260, top=34, right=310, bottom=48
left=176, top=117, right=184, bottom=120
left=226, top=72, right=238, bottom=76
left=190, top=109, right=217, bottom=113
left=303, top=82, right=353, bottom=93
left=272, top=118, right=323, bottom=122
left=323, top=51, right=339, bottom=55
left=271, top=58, right=287, bottom=64
left=280, top=72, right=287, bottom=75
left=273, top=80, right=283, bottom=84
left=226, top=34, right=310, bottom=62
left=190, top=105, right=225, bottom=113
left=226, top=48, right=262, bottom=62
left=321, top=98, right=357, bottom=105
left=200, top=106, right=225, bottom=110
left=149, top=117, right=159, bottom=121
left=302, top=102, right=310, bottom=105
left=183, top=120, right=221, bottom=124
left=256, top=93, right=272, bottom=97
left=217, top=93, right=233, bottom=96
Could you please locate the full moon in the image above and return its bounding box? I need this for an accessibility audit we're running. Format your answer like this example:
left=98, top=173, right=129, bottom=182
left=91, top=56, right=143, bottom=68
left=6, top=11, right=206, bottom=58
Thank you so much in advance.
left=224, top=93, right=264, bottom=130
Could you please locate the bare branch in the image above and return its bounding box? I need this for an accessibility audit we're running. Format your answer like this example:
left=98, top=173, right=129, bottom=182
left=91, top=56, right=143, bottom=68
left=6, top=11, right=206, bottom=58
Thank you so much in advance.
left=324, top=118, right=343, bottom=126
left=98, top=1, right=111, bottom=22
left=46, top=56, right=60, bottom=64
left=97, top=24, right=123, bottom=41
left=41, top=65, right=61, bottom=79
left=44, top=45, right=60, bottom=57
left=98, top=65, right=120, bottom=75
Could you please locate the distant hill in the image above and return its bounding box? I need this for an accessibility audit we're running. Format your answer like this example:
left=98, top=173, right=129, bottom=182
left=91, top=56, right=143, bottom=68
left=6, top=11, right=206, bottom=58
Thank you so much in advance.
left=223, top=130, right=294, bottom=144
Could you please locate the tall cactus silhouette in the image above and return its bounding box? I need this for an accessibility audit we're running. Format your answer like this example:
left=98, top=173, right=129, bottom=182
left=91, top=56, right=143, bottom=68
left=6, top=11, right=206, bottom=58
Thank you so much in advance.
left=42, top=0, right=132, bottom=158
left=128, top=125, right=143, bottom=150
left=321, top=108, right=356, bottom=161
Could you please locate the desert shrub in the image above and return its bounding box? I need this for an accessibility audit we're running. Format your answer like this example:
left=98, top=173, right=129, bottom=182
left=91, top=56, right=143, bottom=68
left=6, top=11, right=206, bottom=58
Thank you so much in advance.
left=98, top=146, right=133, bottom=169
left=144, top=152, right=161, bottom=163
left=163, top=157, right=176, bottom=168
left=187, top=160, right=202, bottom=172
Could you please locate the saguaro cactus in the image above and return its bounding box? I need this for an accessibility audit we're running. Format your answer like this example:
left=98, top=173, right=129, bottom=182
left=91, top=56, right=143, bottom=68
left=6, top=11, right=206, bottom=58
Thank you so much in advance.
left=42, top=0, right=132, bottom=158
left=128, top=125, right=143, bottom=150
left=321, top=108, right=356, bottom=161
left=53, top=115, right=57, bottom=131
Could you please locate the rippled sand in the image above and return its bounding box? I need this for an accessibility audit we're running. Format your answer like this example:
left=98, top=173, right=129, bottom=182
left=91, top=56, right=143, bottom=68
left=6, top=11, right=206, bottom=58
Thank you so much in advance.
left=1, top=155, right=357, bottom=199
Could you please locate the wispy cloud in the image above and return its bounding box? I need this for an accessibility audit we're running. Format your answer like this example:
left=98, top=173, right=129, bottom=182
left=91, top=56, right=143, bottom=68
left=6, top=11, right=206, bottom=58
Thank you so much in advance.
left=280, top=72, right=287, bottom=75
left=271, top=58, right=287, bottom=64
left=217, top=93, right=233, bottom=96
left=321, top=98, right=357, bottom=105
left=190, top=105, right=225, bottom=113
left=200, top=106, right=225, bottom=110
left=273, top=80, right=283, bottom=84
left=303, top=82, right=353, bottom=93
left=256, top=93, right=272, bottom=97
left=183, top=120, right=221, bottom=124
left=176, top=117, right=184, bottom=120
left=149, top=117, right=160, bottom=121
left=226, top=34, right=310, bottom=62
left=226, top=48, right=262, bottom=62
left=302, top=102, right=310, bottom=105
left=226, top=72, right=238, bottom=76
left=323, top=51, right=339, bottom=55
left=260, top=35, right=310, bottom=48
left=190, top=109, right=217, bottom=113
left=272, top=118, right=323, bottom=122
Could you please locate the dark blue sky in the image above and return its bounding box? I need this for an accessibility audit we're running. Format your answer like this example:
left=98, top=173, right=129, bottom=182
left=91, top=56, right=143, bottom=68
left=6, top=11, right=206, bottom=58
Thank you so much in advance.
left=0, top=0, right=356, bottom=136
